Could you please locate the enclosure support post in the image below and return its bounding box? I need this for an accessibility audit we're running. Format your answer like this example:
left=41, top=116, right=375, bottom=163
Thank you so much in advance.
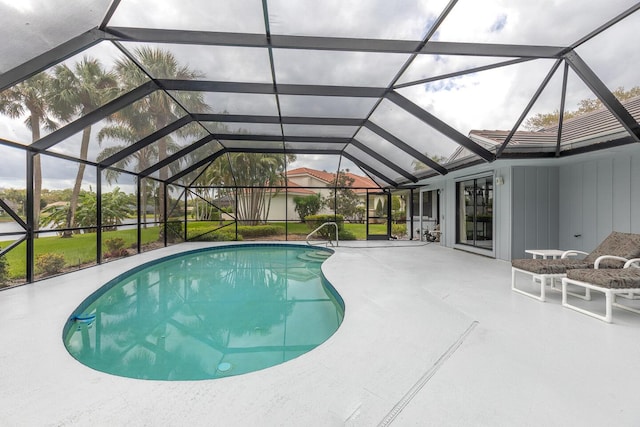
left=386, top=189, right=392, bottom=239
left=25, top=152, right=34, bottom=283
left=183, top=185, right=188, bottom=241
left=365, top=189, right=370, bottom=238
left=96, top=168, right=102, bottom=264
left=136, top=177, right=142, bottom=254
left=409, top=189, right=415, bottom=240
left=163, top=182, right=168, bottom=247
left=234, top=188, right=238, bottom=240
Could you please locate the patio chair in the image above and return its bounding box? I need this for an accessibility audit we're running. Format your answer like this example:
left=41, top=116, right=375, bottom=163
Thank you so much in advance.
left=561, top=258, right=640, bottom=323
left=511, top=231, right=640, bottom=302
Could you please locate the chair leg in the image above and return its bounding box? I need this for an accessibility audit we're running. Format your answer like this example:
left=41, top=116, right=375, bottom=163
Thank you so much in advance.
left=562, top=278, right=611, bottom=323
left=605, top=291, right=613, bottom=323
left=511, top=268, right=545, bottom=302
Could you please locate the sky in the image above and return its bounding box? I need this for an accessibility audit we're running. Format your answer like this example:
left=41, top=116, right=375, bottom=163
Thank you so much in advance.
left=0, top=0, right=638, bottom=192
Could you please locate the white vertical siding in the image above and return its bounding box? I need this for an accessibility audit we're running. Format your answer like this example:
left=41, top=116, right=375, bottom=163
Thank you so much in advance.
left=511, top=166, right=560, bottom=259
left=558, top=148, right=640, bottom=252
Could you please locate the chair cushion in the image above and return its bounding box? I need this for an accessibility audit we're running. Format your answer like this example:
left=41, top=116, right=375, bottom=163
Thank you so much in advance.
left=512, top=258, right=591, bottom=274
left=584, top=232, right=640, bottom=267
left=566, top=268, right=640, bottom=289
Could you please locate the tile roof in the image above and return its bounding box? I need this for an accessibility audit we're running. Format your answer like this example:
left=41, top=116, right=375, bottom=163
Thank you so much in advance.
left=286, top=167, right=378, bottom=191
left=449, top=95, right=640, bottom=163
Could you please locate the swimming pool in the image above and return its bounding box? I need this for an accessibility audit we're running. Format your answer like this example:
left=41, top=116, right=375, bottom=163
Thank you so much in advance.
left=63, top=244, right=344, bottom=380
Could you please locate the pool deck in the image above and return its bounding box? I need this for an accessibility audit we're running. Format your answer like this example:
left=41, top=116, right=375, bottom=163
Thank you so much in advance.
left=1, top=241, right=640, bottom=426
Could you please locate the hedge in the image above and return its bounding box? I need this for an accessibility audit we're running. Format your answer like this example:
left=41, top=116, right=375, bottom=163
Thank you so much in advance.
left=237, top=225, right=284, bottom=238
left=187, top=230, right=242, bottom=242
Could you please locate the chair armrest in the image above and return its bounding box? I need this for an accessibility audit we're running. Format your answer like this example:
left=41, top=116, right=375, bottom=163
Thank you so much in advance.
left=624, top=258, right=640, bottom=268
left=594, top=255, right=629, bottom=269
left=561, top=250, right=588, bottom=259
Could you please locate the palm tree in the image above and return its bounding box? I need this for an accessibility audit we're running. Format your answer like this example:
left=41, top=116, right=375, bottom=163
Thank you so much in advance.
left=97, top=112, right=158, bottom=224
left=0, top=73, right=59, bottom=232
left=98, top=47, right=209, bottom=222
left=50, top=57, right=117, bottom=237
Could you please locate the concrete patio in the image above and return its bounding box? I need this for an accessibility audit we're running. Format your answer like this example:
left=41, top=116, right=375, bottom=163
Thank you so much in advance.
left=1, top=242, right=639, bottom=426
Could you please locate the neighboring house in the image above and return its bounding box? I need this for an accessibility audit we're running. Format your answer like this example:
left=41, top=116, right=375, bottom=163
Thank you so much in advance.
left=265, top=167, right=380, bottom=222
left=415, top=95, right=640, bottom=260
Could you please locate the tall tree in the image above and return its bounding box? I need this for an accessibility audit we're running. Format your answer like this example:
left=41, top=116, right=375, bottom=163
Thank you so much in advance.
left=0, top=74, right=59, bottom=232
left=97, top=48, right=209, bottom=222
left=50, top=57, right=117, bottom=236
left=327, top=172, right=360, bottom=220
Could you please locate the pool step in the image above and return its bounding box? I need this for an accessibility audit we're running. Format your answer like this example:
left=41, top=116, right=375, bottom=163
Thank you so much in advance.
left=271, top=267, right=319, bottom=281
left=297, top=251, right=332, bottom=263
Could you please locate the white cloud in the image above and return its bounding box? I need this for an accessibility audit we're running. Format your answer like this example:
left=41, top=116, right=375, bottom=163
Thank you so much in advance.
left=108, top=0, right=265, bottom=33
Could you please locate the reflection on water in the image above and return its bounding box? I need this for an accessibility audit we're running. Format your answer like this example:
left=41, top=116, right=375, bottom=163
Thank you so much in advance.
left=64, top=245, right=342, bottom=380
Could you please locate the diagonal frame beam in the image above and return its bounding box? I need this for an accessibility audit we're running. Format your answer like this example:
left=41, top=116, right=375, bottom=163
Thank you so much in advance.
left=167, top=150, right=226, bottom=184
left=0, top=28, right=109, bottom=92
left=395, top=57, right=533, bottom=89
left=385, top=91, right=496, bottom=163
left=341, top=152, right=398, bottom=187
left=350, top=139, right=418, bottom=183
left=99, top=115, right=193, bottom=167
left=564, top=50, right=640, bottom=141
left=497, top=58, right=563, bottom=157
left=138, top=135, right=218, bottom=177
left=30, top=81, right=159, bottom=151
left=364, top=122, right=448, bottom=175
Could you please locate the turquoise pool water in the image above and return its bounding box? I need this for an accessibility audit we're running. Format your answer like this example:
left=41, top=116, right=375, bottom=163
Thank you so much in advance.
left=63, top=244, right=343, bottom=381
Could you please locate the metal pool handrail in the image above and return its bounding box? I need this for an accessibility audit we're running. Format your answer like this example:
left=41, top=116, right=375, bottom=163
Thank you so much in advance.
left=306, top=222, right=339, bottom=247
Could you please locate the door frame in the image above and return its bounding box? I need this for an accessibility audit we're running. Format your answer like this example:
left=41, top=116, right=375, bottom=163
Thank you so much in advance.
left=366, top=189, right=390, bottom=240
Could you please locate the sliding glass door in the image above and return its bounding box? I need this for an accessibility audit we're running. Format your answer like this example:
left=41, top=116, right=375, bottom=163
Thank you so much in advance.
left=456, top=176, right=493, bottom=250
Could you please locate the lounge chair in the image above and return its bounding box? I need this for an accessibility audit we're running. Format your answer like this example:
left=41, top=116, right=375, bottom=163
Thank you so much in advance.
left=561, top=258, right=640, bottom=323
left=511, top=231, right=640, bottom=302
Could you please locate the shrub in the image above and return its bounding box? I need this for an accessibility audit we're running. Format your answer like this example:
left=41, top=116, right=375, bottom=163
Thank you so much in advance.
left=161, top=220, right=183, bottom=243
left=105, top=237, right=128, bottom=258
left=237, top=225, right=284, bottom=238
left=338, top=229, right=356, bottom=240
left=304, top=214, right=344, bottom=239
left=293, top=194, right=323, bottom=222
left=36, top=253, right=66, bottom=277
left=391, top=224, right=407, bottom=238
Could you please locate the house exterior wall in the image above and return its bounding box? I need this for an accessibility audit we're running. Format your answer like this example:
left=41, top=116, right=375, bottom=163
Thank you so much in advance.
left=264, top=194, right=290, bottom=221
left=510, top=166, right=559, bottom=259
left=419, top=144, right=640, bottom=261
left=558, top=147, right=640, bottom=252
left=263, top=191, right=329, bottom=222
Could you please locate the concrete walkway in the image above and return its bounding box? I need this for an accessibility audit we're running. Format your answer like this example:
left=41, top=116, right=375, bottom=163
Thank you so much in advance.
left=1, top=242, right=639, bottom=426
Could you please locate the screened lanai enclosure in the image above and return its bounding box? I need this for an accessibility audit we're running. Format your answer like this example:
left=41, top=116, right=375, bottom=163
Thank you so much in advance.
left=0, top=0, right=639, bottom=286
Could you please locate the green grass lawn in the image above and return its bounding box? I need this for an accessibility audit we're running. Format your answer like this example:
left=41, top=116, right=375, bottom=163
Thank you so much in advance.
left=0, top=221, right=390, bottom=280
left=275, top=221, right=387, bottom=240
left=0, top=227, right=161, bottom=279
